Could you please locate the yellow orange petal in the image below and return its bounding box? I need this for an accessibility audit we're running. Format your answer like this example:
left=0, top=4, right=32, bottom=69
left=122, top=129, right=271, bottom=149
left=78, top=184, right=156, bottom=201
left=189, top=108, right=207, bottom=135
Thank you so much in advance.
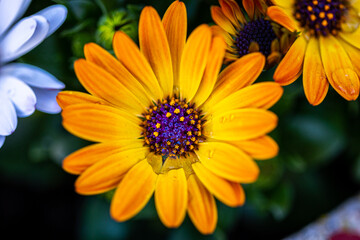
left=187, top=174, right=217, bottom=235
left=242, top=0, right=255, bottom=19
left=63, top=140, right=144, bottom=175
left=56, top=91, right=108, bottom=109
left=272, top=0, right=294, bottom=9
left=192, top=35, right=226, bottom=106
left=62, top=103, right=141, bottom=142
left=208, top=82, right=283, bottom=114
left=192, top=162, right=245, bottom=207
left=204, top=53, right=265, bottom=110
left=75, top=147, right=148, bottom=195
left=113, top=31, right=163, bottom=100
left=340, top=27, right=360, bottom=49
left=110, top=160, right=157, bottom=221
left=320, top=35, right=359, bottom=101
left=155, top=169, right=187, bottom=228
left=179, top=24, right=212, bottom=101
left=211, top=6, right=237, bottom=36
left=303, top=37, right=329, bottom=105
left=195, top=142, right=259, bottom=183
left=223, top=0, right=246, bottom=24
left=340, top=38, right=360, bottom=77
left=74, top=59, right=145, bottom=115
left=203, top=108, right=278, bottom=141
left=274, top=36, right=307, bottom=85
left=267, top=6, right=297, bottom=32
left=162, top=0, right=187, bottom=88
left=219, top=0, right=241, bottom=28
left=232, top=136, right=279, bottom=160
left=139, top=6, right=173, bottom=96
left=84, top=43, right=152, bottom=105
left=210, top=25, right=234, bottom=47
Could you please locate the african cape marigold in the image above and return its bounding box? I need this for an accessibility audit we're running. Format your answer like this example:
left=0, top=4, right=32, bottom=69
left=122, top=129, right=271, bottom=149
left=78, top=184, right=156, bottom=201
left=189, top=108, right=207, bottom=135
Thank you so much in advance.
left=269, top=0, right=360, bottom=105
left=57, top=0, right=283, bottom=234
left=211, top=0, right=297, bottom=68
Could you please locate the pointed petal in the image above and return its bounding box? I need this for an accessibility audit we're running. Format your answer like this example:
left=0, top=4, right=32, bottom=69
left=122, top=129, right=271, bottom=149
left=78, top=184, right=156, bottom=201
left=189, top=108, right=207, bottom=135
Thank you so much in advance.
left=320, top=35, right=359, bottom=100
left=242, top=0, right=255, bottom=19
left=274, top=36, right=306, bottom=85
left=63, top=140, right=144, bottom=174
left=340, top=27, right=360, bottom=49
left=56, top=91, right=108, bottom=109
left=113, top=31, right=163, bottom=100
left=0, top=75, right=36, bottom=117
left=233, top=136, right=279, bottom=160
left=187, top=174, right=217, bottom=235
left=31, top=87, right=61, bottom=114
left=267, top=6, right=297, bottom=32
left=155, top=169, right=187, bottom=228
left=61, top=103, right=142, bottom=142
left=196, top=142, right=259, bottom=183
left=0, top=136, right=5, bottom=148
left=211, top=6, right=237, bottom=36
left=111, top=160, right=157, bottom=221
left=75, top=147, right=148, bottom=195
left=0, top=0, right=31, bottom=36
left=139, top=7, right=173, bottom=96
left=340, top=38, right=360, bottom=77
left=0, top=96, right=17, bottom=136
left=162, top=0, right=187, bottom=88
left=34, top=4, right=67, bottom=37
left=203, top=108, right=278, bottom=141
left=204, top=53, right=265, bottom=110
left=74, top=59, right=146, bottom=115
left=179, top=25, right=212, bottom=101
left=303, top=38, right=329, bottom=105
left=192, top=162, right=245, bottom=207
left=208, top=82, right=283, bottom=114
left=0, top=15, right=49, bottom=63
left=219, top=0, right=242, bottom=27
left=192, top=35, right=226, bottom=106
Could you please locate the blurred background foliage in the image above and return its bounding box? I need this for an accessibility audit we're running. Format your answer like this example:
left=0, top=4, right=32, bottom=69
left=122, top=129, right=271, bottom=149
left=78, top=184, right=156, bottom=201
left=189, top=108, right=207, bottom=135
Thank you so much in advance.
left=0, top=0, right=359, bottom=239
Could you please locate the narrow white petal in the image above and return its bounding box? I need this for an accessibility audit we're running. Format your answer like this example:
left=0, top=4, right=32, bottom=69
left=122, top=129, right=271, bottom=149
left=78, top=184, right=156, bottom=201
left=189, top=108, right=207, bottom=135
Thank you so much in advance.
left=34, top=4, right=67, bottom=37
left=0, top=96, right=17, bottom=136
left=0, top=15, right=49, bottom=63
left=32, top=87, right=61, bottom=114
left=0, top=135, right=5, bottom=148
left=0, top=0, right=31, bottom=37
left=0, top=63, right=65, bottom=89
left=0, top=75, right=36, bottom=117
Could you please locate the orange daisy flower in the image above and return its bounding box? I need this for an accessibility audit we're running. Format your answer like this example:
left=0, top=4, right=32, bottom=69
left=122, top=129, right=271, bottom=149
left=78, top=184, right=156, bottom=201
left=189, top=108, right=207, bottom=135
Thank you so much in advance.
left=57, top=0, right=283, bottom=234
left=269, top=0, right=360, bottom=105
left=211, top=0, right=297, bottom=68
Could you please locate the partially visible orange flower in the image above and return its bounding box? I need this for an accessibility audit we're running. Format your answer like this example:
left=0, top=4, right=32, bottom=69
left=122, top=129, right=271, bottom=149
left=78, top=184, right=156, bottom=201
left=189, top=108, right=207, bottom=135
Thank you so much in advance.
left=269, top=0, right=360, bottom=105
left=57, top=0, right=283, bottom=234
left=211, top=0, right=297, bottom=68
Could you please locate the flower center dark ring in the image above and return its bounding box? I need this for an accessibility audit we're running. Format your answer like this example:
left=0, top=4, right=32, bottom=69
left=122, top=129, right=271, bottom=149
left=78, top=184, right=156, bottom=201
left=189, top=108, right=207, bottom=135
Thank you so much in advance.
left=141, top=96, right=204, bottom=157
left=294, top=0, right=347, bottom=36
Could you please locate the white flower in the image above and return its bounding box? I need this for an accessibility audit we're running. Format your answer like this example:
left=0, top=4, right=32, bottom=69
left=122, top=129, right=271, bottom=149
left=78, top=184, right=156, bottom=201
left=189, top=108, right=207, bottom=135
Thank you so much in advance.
left=0, top=0, right=67, bottom=148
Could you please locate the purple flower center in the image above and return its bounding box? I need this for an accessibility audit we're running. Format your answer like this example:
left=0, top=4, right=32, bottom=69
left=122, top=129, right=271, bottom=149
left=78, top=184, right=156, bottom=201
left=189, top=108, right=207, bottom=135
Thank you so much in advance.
left=294, top=0, right=346, bottom=36
left=141, top=97, right=204, bottom=157
left=235, top=18, right=277, bottom=57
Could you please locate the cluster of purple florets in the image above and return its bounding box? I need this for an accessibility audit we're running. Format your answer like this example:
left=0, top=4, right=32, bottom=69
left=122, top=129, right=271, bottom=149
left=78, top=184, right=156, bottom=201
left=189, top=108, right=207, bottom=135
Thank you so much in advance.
left=141, top=97, right=203, bottom=157
left=235, top=18, right=277, bottom=57
left=294, top=0, right=346, bottom=36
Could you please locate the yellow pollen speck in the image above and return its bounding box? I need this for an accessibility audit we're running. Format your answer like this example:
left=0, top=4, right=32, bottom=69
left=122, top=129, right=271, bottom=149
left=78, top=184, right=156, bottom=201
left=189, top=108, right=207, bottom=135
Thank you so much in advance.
left=167, top=141, right=171, bottom=145
left=325, top=5, right=330, bottom=11
left=187, top=131, right=192, bottom=136
left=197, top=132, right=201, bottom=136
left=197, top=124, right=201, bottom=129
left=190, top=120, right=195, bottom=125
left=322, top=19, right=328, bottom=26
left=189, top=145, right=194, bottom=150
left=175, top=145, right=179, bottom=149
left=310, top=14, right=316, bottom=21
left=170, top=99, right=175, bottom=105
left=195, top=115, right=199, bottom=119
left=186, top=141, right=190, bottom=145
left=156, top=123, right=161, bottom=128
left=166, top=112, right=172, bottom=118
left=183, top=104, right=188, bottom=108
left=145, top=139, right=150, bottom=144
left=307, top=6, right=313, bottom=11
left=153, top=106, right=157, bottom=111
left=296, top=13, right=301, bottom=19
left=313, top=0, right=318, bottom=5
left=191, top=137, right=196, bottom=141
left=146, top=115, right=151, bottom=120
left=340, top=4, right=344, bottom=9
left=153, top=132, right=159, bottom=137
left=319, top=12, right=325, bottom=18
left=174, top=108, right=180, bottom=114
left=180, top=117, right=185, bottom=121
left=327, top=13, right=334, bottom=19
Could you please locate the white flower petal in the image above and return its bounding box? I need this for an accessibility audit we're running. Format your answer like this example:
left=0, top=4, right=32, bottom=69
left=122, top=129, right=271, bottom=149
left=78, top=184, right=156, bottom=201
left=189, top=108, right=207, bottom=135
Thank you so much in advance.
left=0, top=75, right=36, bottom=117
left=31, top=87, right=61, bottom=114
left=0, top=15, right=49, bottom=63
left=0, top=96, right=17, bottom=136
left=0, top=63, right=65, bottom=89
left=0, top=0, right=31, bottom=37
left=34, top=4, right=67, bottom=37
left=0, top=135, right=5, bottom=148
